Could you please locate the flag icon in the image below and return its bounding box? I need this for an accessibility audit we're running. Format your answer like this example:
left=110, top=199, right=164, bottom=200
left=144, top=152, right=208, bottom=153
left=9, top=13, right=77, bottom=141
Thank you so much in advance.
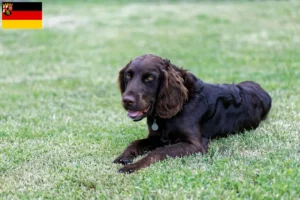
left=2, top=2, right=42, bottom=29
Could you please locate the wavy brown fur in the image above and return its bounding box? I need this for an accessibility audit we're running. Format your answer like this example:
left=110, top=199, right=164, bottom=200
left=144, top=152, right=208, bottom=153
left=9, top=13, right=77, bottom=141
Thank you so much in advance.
left=156, top=59, right=188, bottom=118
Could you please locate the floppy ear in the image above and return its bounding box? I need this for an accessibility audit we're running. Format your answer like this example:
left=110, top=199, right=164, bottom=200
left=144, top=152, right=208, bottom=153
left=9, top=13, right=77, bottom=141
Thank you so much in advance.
left=118, top=61, right=131, bottom=94
left=156, top=59, right=188, bottom=118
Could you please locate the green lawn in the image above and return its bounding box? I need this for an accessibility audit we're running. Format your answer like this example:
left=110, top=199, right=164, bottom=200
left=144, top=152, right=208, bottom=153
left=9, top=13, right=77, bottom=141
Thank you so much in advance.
left=0, top=0, right=300, bottom=199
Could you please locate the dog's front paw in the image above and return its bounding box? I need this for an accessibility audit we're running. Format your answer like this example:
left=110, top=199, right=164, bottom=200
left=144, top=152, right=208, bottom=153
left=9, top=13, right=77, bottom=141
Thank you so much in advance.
left=118, top=163, right=140, bottom=174
left=113, top=155, right=133, bottom=165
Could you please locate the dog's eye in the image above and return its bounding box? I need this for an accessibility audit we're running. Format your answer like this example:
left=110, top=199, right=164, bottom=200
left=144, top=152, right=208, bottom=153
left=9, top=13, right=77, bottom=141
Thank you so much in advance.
left=144, top=75, right=153, bottom=82
left=125, top=73, right=131, bottom=80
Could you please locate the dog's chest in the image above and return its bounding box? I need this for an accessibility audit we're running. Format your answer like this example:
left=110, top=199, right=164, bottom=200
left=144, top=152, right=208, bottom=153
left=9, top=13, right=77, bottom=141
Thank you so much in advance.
left=159, top=122, right=181, bottom=145
left=160, top=131, right=171, bottom=145
left=148, top=117, right=181, bottom=145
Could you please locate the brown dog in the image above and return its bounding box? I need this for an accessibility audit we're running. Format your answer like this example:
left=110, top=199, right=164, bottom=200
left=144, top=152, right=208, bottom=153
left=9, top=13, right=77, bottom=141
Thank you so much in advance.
left=113, top=54, right=272, bottom=173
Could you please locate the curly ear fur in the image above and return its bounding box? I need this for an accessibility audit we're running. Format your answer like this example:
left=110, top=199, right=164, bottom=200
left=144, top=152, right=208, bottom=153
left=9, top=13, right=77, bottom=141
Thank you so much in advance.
left=156, top=59, right=188, bottom=118
left=118, top=61, right=131, bottom=94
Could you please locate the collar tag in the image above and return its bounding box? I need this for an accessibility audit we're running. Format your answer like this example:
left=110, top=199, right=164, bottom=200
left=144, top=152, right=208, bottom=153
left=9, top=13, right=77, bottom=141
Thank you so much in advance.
left=151, top=119, right=159, bottom=131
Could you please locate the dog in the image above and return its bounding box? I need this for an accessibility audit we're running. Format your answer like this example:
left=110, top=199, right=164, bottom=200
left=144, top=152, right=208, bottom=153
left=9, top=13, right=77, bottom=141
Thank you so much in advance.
left=113, top=54, right=272, bottom=173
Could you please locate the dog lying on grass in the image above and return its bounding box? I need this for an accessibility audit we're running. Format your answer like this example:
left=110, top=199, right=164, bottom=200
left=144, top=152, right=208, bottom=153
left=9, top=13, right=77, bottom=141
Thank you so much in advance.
left=113, top=54, right=272, bottom=173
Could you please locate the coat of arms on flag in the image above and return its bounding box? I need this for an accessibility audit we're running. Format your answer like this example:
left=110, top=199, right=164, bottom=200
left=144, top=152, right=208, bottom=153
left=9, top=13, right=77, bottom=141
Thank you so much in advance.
left=2, top=2, right=43, bottom=29
left=3, top=3, right=13, bottom=16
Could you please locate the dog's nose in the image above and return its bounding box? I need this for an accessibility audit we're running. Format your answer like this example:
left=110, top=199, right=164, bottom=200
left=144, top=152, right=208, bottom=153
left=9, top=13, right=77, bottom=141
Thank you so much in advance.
left=122, top=95, right=135, bottom=106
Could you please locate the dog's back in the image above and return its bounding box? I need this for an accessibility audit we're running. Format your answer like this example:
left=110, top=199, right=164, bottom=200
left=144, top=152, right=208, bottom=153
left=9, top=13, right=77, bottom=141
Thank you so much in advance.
left=200, top=81, right=272, bottom=139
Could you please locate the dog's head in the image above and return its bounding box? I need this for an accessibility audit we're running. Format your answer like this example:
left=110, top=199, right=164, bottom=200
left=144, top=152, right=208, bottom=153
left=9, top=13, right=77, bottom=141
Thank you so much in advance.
left=118, top=54, right=188, bottom=121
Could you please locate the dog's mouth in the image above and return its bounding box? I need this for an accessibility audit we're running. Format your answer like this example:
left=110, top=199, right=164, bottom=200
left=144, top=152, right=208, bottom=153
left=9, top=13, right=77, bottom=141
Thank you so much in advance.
left=127, top=105, right=151, bottom=121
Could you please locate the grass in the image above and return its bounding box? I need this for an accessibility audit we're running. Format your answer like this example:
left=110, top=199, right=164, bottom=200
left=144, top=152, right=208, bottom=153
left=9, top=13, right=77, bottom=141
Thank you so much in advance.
left=0, top=0, right=300, bottom=199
